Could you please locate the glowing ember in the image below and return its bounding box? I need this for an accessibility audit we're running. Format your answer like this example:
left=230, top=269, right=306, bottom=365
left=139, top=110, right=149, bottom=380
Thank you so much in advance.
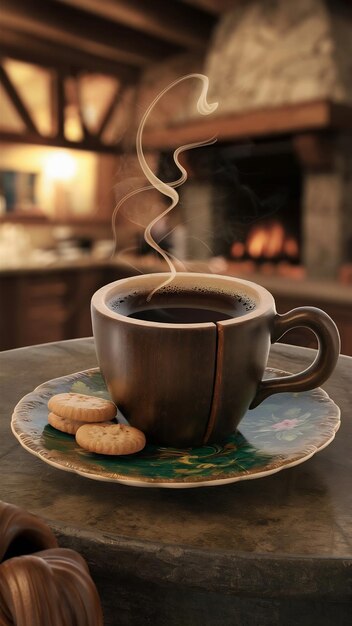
left=247, top=225, right=269, bottom=258
left=230, top=241, right=245, bottom=259
left=284, top=237, right=299, bottom=258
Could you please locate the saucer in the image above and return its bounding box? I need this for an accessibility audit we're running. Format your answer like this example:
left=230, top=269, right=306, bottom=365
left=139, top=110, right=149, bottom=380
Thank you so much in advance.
left=11, top=368, right=340, bottom=488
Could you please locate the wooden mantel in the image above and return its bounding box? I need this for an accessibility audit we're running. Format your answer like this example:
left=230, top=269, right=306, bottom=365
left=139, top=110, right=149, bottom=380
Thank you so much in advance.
left=141, top=100, right=352, bottom=150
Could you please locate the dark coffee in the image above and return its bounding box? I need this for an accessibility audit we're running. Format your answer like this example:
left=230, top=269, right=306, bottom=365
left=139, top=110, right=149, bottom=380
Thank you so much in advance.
left=109, top=286, right=256, bottom=324
left=128, top=306, right=234, bottom=324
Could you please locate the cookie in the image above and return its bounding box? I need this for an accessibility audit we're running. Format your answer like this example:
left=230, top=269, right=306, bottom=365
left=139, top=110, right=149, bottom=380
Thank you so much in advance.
left=48, top=393, right=116, bottom=423
left=48, top=412, right=113, bottom=436
left=75, top=423, right=146, bottom=456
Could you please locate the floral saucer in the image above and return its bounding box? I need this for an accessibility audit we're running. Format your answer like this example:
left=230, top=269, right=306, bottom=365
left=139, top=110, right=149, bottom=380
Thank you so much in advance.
left=11, top=368, right=340, bottom=488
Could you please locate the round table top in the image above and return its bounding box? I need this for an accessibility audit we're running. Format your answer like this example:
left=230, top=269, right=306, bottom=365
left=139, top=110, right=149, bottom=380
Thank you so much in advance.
left=1, top=338, right=351, bottom=600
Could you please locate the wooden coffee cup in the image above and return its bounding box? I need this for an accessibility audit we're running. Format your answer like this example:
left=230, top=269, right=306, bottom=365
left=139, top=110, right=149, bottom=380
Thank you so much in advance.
left=91, top=273, right=340, bottom=447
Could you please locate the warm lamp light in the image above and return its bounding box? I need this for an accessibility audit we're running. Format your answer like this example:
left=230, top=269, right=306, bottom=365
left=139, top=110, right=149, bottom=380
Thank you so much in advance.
left=43, top=151, right=77, bottom=182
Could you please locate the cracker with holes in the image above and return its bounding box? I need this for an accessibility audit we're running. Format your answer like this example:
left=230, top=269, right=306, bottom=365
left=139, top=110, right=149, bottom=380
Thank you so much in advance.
left=75, top=423, right=146, bottom=456
left=48, top=393, right=116, bottom=423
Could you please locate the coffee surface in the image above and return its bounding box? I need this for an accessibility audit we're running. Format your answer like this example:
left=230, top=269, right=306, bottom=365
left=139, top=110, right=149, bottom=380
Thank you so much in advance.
left=128, top=306, right=234, bottom=324
left=109, top=286, right=256, bottom=324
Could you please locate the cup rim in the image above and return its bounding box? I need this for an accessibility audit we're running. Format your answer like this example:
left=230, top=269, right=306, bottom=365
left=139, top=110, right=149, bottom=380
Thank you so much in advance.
left=91, top=272, right=276, bottom=328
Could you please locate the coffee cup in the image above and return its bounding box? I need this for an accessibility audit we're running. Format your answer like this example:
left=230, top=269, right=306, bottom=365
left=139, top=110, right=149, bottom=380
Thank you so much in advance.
left=91, top=272, right=340, bottom=448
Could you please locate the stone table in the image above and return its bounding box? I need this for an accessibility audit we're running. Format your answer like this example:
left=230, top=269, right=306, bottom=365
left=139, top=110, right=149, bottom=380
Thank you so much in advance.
left=0, top=339, right=351, bottom=626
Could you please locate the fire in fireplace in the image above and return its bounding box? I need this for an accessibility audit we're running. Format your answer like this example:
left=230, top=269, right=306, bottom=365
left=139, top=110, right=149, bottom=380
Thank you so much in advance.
left=230, top=219, right=299, bottom=263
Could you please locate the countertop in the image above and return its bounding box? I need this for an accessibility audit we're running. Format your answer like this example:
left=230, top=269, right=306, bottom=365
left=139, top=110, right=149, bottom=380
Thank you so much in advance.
left=1, top=252, right=351, bottom=306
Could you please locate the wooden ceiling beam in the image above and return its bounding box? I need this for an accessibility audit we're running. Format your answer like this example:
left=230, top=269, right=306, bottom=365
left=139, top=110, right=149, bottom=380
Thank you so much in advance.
left=1, top=0, right=182, bottom=69
left=0, top=30, right=140, bottom=82
left=140, top=101, right=352, bottom=150
left=0, top=64, right=38, bottom=134
left=56, top=0, right=215, bottom=51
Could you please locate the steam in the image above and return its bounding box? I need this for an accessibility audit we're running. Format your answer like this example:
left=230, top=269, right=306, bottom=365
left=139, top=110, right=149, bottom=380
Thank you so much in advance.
left=112, top=73, right=218, bottom=300
left=111, top=137, right=216, bottom=258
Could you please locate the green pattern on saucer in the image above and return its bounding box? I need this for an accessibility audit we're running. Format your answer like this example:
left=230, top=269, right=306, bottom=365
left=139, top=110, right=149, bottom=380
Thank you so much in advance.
left=11, top=368, right=340, bottom=488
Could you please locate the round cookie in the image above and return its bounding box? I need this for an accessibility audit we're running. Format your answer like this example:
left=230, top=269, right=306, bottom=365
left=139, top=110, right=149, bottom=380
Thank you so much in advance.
left=48, top=393, right=116, bottom=423
left=75, top=423, right=146, bottom=456
left=48, top=412, right=113, bottom=436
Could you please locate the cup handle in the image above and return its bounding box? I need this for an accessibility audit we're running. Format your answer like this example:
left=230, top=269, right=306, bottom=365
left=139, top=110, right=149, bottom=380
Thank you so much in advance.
left=249, top=307, right=340, bottom=409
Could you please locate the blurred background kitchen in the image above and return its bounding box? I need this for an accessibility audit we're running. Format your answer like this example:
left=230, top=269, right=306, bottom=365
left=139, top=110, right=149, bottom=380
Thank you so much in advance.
left=0, top=0, right=351, bottom=353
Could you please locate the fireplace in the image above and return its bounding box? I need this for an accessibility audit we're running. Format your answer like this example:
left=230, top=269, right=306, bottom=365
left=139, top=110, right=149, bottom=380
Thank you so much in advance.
left=194, top=140, right=300, bottom=265
left=155, top=130, right=352, bottom=286
left=157, top=139, right=302, bottom=271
